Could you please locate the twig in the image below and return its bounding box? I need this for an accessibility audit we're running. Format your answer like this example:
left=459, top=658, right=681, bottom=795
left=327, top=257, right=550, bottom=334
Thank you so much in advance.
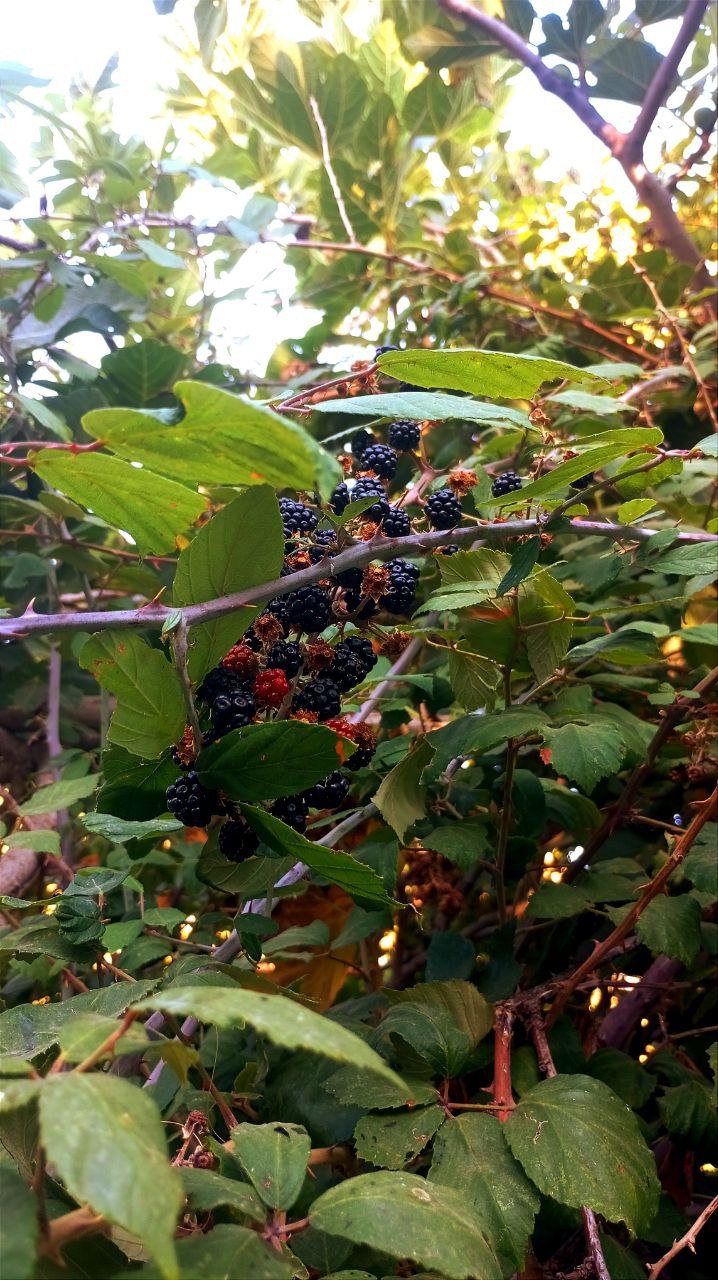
left=309, top=95, right=356, bottom=243
left=492, top=1005, right=514, bottom=1121
left=171, top=618, right=201, bottom=752
left=647, top=1195, right=718, bottom=1280
left=495, top=739, right=518, bottom=926
left=625, top=1, right=709, bottom=163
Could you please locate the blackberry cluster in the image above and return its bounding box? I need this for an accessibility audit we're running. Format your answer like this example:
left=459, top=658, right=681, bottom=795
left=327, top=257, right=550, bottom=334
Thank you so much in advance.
left=197, top=666, right=244, bottom=703
left=375, top=343, right=399, bottom=357
left=272, top=793, right=309, bottom=832
left=294, top=677, right=342, bottom=721
left=278, top=497, right=318, bottom=538
left=218, top=818, right=259, bottom=863
left=212, top=689, right=256, bottom=735
left=381, top=558, right=420, bottom=615
left=350, top=428, right=374, bottom=460
left=426, top=488, right=461, bottom=530
left=491, top=471, right=522, bottom=498
left=360, top=443, right=398, bottom=480
left=381, top=506, right=411, bottom=538
left=166, top=772, right=215, bottom=827
left=351, top=476, right=389, bottom=522
left=305, top=771, right=349, bottom=810
left=328, top=636, right=377, bottom=692
left=284, top=585, right=332, bottom=634
left=266, top=639, right=303, bottom=677
left=388, top=419, right=420, bottom=452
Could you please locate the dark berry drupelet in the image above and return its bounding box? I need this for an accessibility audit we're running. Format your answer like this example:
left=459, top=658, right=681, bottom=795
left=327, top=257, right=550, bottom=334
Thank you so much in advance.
left=294, top=677, right=342, bottom=721
left=197, top=666, right=247, bottom=704
left=491, top=470, right=522, bottom=498
left=360, top=443, right=398, bottom=480
left=570, top=472, right=594, bottom=491
left=350, top=428, right=374, bottom=460
left=266, top=640, right=303, bottom=678
left=272, top=793, right=309, bottom=832
left=211, top=689, right=256, bottom=735
left=381, top=557, right=420, bottom=616
left=166, top=771, right=215, bottom=827
left=305, top=770, right=350, bottom=810
left=381, top=505, right=411, bottom=538
left=278, top=497, right=318, bottom=537
left=388, top=419, right=420, bottom=452
left=218, top=817, right=259, bottom=862
left=425, top=488, right=461, bottom=530
left=286, top=585, right=332, bottom=634
left=351, top=476, right=389, bottom=523
left=375, top=343, right=399, bottom=357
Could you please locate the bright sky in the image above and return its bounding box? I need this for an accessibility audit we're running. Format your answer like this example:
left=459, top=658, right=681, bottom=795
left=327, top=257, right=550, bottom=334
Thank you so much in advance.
left=2, top=0, right=710, bottom=372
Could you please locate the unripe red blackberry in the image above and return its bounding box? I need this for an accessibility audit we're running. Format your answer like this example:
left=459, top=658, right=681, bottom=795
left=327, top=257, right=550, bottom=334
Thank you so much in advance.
left=425, top=488, right=461, bottom=530
left=360, top=443, right=398, bottom=480
left=381, top=506, right=411, bottom=537
left=387, top=419, right=420, bottom=452
left=294, top=677, right=341, bottom=721
left=166, top=771, right=215, bottom=828
left=218, top=817, right=260, bottom=862
left=221, top=644, right=260, bottom=677
left=491, top=470, right=522, bottom=498
left=253, top=668, right=290, bottom=708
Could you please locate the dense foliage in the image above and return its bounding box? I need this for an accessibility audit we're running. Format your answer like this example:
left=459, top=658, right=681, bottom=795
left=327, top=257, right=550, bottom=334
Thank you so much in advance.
left=0, top=2, right=716, bottom=1278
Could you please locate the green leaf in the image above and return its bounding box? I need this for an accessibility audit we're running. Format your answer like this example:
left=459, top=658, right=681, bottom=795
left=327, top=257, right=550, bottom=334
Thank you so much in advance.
left=382, top=1003, right=472, bottom=1076
left=425, top=932, right=477, bottom=981
left=447, top=648, right=500, bottom=711
left=659, top=1081, right=718, bottom=1147
left=0, top=980, right=158, bottom=1058
left=376, top=348, right=604, bottom=398
left=55, top=894, right=104, bottom=944
left=374, top=736, right=435, bottom=841
left=418, top=547, right=511, bottom=614
left=682, top=829, right=717, bottom=895
left=231, top=1121, right=310, bottom=1210
left=589, top=35, right=664, bottom=104
left=541, top=720, right=626, bottom=791
left=586, top=1049, right=654, bottom=1110
left=197, top=846, right=296, bottom=895
left=505, top=1074, right=660, bottom=1234
left=84, top=380, right=320, bottom=491
left=239, top=806, right=393, bottom=906
left=388, top=980, right=494, bottom=1049
left=96, top=747, right=179, bottom=821
left=34, top=450, right=207, bottom=556
left=180, top=1167, right=265, bottom=1221
left=497, top=536, right=541, bottom=595
left=173, top=487, right=285, bottom=681
left=81, top=813, right=182, bottom=843
left=126, top=1224, right=291, bottom=1280
left=310, top=390, right=531, bottom=427
left=429, top=1114, right=540, bottom=1270
left=525, top=883, right=593, bottom=919
left=18, top=774, right=97, bottom=816
left=136, top=987, right=407, bottom=1088
left=548, top=390, right=636, bottom=414
left=309, top=1171, right=503, bottom=1280
left=324, top=1067, right=437, bottom=1111
left=618, top=498, right=657, bottom=524
left=487, top=434, right=663, bottom=504
left=654, top=543, right=718, bottom=576
left=354, top=1105, right=445, bottom=1169
left=101, top=339, right=185, bottom=405
left=40, top=1074, right=183, bottom=1279
left=79, top=633, right=186, bottom=759
left=2, top=830, right=61, bottom=855
left=64, top=866, right=131, bottom=897
left=0, top=1166, right=38, bottom=1280
left=635, top=895, right=703, bottom=965
left=136, top=238, right=186, bottom=269
left=198, top=722, right=354, bottom=801
left=56, top=1013, right=150, bottom=1063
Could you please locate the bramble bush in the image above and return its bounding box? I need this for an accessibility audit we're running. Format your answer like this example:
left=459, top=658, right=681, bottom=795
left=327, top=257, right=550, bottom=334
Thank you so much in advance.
left=0, top=2, right=716, bottom=1279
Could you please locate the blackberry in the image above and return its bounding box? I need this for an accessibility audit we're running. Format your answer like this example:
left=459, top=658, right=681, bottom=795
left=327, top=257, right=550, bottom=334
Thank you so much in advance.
left=286, top=585, right=332, bottom=633
left=388, top=419, right=420, bottom=452
left=570, top=472, right=594, bottom=491
left=341, top=635, right=377, bottom=673
left=266, top=596, right=292, bottom=629
left=197, top=666, right=247, bottom=703
left=305, top=771, right=350, bottom=810
left=344, top=591, right=378, bottom=620
left=308, top=529, right=338, bottom=563
left=266, top=640, right=303, bottom=677
left=211, top=689, right=256, bottom=734
left=272, top=793, right=309, bottom=832
left=399, top=381, right=421, bottom=393
left=360, top=443, right=398, bottom=480
left=381, top=557, right=420, bottom=616
left=425, top=488, right=461, bottom=530
left=352, top=476, right=389, bottom=523
left=294, top=677, right=342, bottom=721
left=218, top=818, right=259, bottom=862
left=166, top=771, right=215, bottom=827
left=336, top=565, right=363, bottom=591
left=440, top=545, right=460, bottom=556
left=254, top=668, right=290, bottom=708
left=328, top=648, right=367, bottom=693
left=330, top=482, right=351, bottom=515
left=243, top=627, right=262, bottom=652
left=381, top=506, right=411, bottom=538
left=375, top=343, right=399, bottom=357
left=278, top=497, right=318, bottom=538
left=350, top=428, right=374, bottom=460
left=491, top=471, right=522, bottom=498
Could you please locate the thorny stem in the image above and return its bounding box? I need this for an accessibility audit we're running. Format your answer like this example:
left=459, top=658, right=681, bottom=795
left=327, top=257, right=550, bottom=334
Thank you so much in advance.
left=494, top=739, right=518, bottom=927
left=491, top=1005, right=514, bottom=1121
left=171, top=618, right=202, bottom=753
left=647, top=1194, right=718, bottom=1280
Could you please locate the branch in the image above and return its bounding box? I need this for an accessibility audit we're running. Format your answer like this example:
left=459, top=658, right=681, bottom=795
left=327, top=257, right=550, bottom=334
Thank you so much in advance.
left=551, top=784, right=718, bottom=1023
left=647, top=1195, right=718, bottom=1280
left=624, top=0, right=709, bottom=164
left=309, top=95, right=356, bottom=244
left=2, top=519, right=715, bottom=640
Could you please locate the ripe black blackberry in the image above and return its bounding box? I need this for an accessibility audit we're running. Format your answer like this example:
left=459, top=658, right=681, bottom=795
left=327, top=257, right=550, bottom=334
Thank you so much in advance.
left=166, top=771, right=215, bottom=827
left=439, top=545, right=460, bottom=556
left=243, top=627, right=262, bottom=652
left=387, top=419, right=420, bottom=452
left=341, top=635, right=377, bottom=674
left=272, top=793, right=309, bottom=832
left=350, top=428, right=374, bottom=460
left=211, top=689, right=256, bottom=735
left=330, top=481, right=351, bottom=514
left=491, top=471, right=522, bottom=498
left=399, top=381, right=421, bottom=393
left=218, top=817, right=259, bottom=862
left=266, top=596, right=292, bottom=630
left=360, top=443, right=398, bottom=480
left=197, top=666, right=247, bottom=704
left=305, top=771, right=350, bottom=810
left=344, top=590, right=377, bottom=620
left=381, top=506, right=411, bottom=538
left=570, top=472, right=594, bottom=491
left=336, top=566, right=363, bottom=591
left=351, top=476, right=389, bottom=522
left=266, top=639, right=303, bottom=677
left=425, top=488, right=461, bottom=530
left=308, top=529, right=338, bottom=563
left=328, top=647, right=367, bottom=693
left=381, top=558, right=420, bottom=616
left=375, top=343, right=399, bottom=357
left=286, top=585, right=332, bottom=633
left=278, top=497, right=318, bottom=537
left=294, top=677, right=341, bottom=721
